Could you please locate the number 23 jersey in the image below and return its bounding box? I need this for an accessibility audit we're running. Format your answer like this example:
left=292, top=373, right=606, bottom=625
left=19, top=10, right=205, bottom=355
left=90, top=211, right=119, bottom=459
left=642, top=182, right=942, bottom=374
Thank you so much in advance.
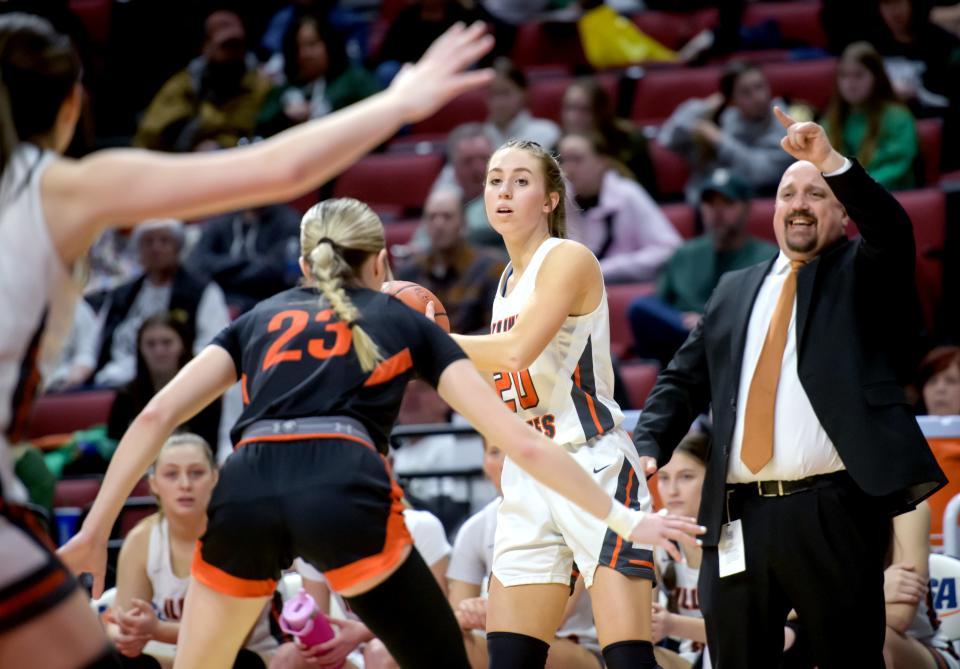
left=490, top=238, right=624, bottom=446
left=212, top=286, right=465, bottom=453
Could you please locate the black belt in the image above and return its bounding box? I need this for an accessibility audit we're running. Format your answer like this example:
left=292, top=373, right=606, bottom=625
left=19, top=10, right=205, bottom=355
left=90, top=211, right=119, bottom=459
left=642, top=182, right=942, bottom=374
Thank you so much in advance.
left=727, top=470, right=849, bottom=498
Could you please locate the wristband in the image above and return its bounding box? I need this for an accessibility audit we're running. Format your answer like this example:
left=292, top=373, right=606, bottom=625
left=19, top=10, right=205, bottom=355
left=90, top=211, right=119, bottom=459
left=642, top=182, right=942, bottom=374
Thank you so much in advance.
left=604, top=502, right=643, bottom=540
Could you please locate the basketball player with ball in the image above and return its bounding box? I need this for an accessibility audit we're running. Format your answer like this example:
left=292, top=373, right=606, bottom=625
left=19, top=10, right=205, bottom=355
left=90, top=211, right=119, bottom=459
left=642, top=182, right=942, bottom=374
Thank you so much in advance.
left=63, top=196, right=704, bottom=669
left=447, top=139, right=671, bottom=669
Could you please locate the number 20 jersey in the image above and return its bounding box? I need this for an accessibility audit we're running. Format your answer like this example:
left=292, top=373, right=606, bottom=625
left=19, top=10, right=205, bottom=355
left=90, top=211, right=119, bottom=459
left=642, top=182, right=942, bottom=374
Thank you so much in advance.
left=490, top=238, right=624, bottom=446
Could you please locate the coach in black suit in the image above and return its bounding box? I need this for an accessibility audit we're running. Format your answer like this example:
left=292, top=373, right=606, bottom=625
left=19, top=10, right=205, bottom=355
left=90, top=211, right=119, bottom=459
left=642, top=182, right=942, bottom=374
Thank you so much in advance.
left=632, top=108, right=946, bottom=667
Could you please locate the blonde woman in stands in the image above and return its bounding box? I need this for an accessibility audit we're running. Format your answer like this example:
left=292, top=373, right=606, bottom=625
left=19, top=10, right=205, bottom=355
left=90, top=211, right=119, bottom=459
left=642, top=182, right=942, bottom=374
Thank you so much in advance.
left=0, top=13, right=496, bottom=668
left=450, top=139, right=697, bottom=669
left=107, top=433, right=282, bottom=669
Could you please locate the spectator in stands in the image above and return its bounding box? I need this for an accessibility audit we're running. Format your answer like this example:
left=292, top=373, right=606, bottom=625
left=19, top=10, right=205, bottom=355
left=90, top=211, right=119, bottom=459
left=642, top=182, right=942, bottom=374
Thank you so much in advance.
left=107, top=313, right=222, bottom=450
left=872, top=0, right=960, bottom=110
left=880, top=501, right=957, bottom=668
left=658, top=61, right=793, bottom=204
left=560, top=132, right=681, bottom=283
left=915, top=345, right=960, bottom=415
left=396, top=188, right=505, bottom=334
left=823, top=41, right=919, bottom=190
left=86, top=229, right=140, bottom=297
left=447, top=438, right=602, bottom=669
left=93, top=219, right=230, bottom=388
left=261, top=0, right=335, bottom=57
left=134, top=9, right=270, bottom=152
left=425, top=123, right=500, bottom=249
left=371, top=0, right=477, bottom=87
left=106, top=433, right=281, bottom=668
left=483, top=58, right=560, bottom=150
left=256, top=14, right=380, bottom=137
left=628, top=169, right=777, bottom=365
left=45, top=299, right=99, bottom=391
left=187, top=204, right=302, bottom=314
left=561, top=76, right=658, bottom=198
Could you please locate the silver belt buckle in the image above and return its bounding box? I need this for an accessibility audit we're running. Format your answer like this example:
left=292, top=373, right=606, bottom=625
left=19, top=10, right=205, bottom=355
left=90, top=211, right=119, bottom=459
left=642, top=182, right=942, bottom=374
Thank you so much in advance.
left=757, top=480, right=785, bottom=497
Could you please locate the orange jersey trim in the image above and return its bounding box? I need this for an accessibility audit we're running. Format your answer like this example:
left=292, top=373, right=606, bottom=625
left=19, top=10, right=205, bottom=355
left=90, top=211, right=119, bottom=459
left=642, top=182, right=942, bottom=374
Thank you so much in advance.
left=191, top=540, right=277, bottom=598
left=364, top=348, right=413, bottom=387
left=609, top=468, right=636, bottom=568
left=323, top=461, right=413, bottom=592
left=235, top=431, right=375, bottom=451
left=573, top=365, right=606, bottom=436
left=0, top=569, right=68, bottom=619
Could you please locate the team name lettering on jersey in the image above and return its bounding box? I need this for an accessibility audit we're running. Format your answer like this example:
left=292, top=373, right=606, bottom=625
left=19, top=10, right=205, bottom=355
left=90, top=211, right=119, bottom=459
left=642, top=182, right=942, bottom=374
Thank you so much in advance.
left=525, top=414, right=556, bottom=438
left=490, top=315, right=517, bottom=334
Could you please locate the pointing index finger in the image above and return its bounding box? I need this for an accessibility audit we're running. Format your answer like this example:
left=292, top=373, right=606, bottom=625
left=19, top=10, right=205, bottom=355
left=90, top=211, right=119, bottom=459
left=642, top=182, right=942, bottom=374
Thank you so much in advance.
left=773, top=105, right=795, bottom=130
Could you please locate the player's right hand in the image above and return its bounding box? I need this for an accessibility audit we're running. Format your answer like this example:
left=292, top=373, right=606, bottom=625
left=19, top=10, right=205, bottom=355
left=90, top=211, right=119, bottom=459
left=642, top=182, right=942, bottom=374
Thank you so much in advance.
left=387, top=22, right=494, bottom=124
left=57, top=528, right=108, bottom=598
left=629, top=509, right=704, bottom=562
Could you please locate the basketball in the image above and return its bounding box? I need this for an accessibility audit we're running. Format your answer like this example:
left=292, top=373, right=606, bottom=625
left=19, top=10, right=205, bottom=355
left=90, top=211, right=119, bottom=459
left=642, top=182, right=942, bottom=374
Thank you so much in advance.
left=381, top=280, right=450, bottom=332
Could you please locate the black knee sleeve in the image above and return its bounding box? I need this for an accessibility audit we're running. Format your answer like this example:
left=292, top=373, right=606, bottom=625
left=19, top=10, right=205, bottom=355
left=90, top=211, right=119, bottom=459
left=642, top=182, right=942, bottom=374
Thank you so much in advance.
left=345, top=550, right=469, bottom=669
left=602, top=640, right=659, bottom=669
left=486, top=631, right=550, bottom=669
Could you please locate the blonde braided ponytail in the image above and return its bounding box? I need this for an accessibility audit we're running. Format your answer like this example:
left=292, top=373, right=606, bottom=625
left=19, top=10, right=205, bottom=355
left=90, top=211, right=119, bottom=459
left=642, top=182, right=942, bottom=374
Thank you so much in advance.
left=300, top=198, right=385, bottom=372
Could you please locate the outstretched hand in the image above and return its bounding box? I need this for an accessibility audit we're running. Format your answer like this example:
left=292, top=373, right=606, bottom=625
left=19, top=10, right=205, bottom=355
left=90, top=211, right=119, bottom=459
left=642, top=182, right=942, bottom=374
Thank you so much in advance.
left=388, top=22, right=495, bottom=124
left=773, top=106, right=846, bottom=173
left=629, top=509, right=704, bottom=562
left=57, top=529, right=108, bottom=599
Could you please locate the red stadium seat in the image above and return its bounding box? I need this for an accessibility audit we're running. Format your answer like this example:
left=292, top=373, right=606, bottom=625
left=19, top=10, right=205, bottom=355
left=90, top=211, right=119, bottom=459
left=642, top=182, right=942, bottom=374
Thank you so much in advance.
left=744, top=2, right=827, bottom=49
left=69, top=0, right=112, bottom=46
left=916, top=118, right=943, bottom=187
left=631, top=8, right=718, bottom=51
left=649, top=140, right=693, bottom=200
left=410, top=87, right=488, bottom=137
left=28, top=390, right=116, bottom=440
left=631, top=66, right=723, bottom=127
left=761, top=59, right=837, bottom=113
left=619, top=362, right=660, bottom=409
left=511, top=21, right=587, bottom=69
left=528, top=74, right=618, bottom=125
left=284, top=189, right=321, bottom=215
left=384, top=219, right=420, bottom=259
left=53, top=477, right=102, bottom=508
left=333, top=153, right=444, bottom=217
left=661, top=202, right=697, bottom=239
left=607, top=282, right=657, bottom=358
left=745, top=198, right=777, bottom=243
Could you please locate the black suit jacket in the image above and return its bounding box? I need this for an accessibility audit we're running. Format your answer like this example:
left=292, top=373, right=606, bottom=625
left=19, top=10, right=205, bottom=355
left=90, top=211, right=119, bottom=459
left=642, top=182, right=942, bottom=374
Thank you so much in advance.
left=633, top=161, right=946, bottom=546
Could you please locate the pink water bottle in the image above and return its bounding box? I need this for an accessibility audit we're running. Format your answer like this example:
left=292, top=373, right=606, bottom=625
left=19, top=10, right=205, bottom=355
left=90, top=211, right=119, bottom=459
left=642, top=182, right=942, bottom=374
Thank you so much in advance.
left=279, top=589, right=340, bottom=664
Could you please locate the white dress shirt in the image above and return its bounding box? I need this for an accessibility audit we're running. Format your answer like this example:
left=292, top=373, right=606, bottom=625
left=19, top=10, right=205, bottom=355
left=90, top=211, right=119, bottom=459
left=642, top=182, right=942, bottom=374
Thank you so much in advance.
left=728, top=251, right=846, bottom=483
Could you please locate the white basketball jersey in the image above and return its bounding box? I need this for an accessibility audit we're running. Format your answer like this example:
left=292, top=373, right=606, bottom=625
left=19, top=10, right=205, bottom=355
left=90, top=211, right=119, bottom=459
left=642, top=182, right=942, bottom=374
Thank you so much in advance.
left=656, top=548, right=711, bottom=668
left=490, top=237, right=623, bottom=446
left=148, top=516, right=277, bottom=653
left=0, top=144, right=79, bottom=501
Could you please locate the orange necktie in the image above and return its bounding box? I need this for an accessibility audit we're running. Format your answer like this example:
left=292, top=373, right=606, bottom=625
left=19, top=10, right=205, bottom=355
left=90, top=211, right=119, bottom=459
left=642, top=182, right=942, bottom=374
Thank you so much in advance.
left=741, top=260, right=805, bottom=474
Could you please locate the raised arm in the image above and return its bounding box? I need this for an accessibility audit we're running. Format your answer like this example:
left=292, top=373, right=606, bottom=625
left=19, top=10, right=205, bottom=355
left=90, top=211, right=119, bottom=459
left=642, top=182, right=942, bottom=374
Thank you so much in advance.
left=451, top=241, right=601, bottom=372
left=772, top=106, right=915, bottom=270
left=43, top=23, right=494, bottom=265
left=58, top=346, right=238, bottom=596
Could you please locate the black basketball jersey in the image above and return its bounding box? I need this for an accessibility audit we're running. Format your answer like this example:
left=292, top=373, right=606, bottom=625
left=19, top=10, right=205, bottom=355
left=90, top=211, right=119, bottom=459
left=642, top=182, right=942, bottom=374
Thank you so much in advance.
left=212, top=286, right=466, bottom=452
